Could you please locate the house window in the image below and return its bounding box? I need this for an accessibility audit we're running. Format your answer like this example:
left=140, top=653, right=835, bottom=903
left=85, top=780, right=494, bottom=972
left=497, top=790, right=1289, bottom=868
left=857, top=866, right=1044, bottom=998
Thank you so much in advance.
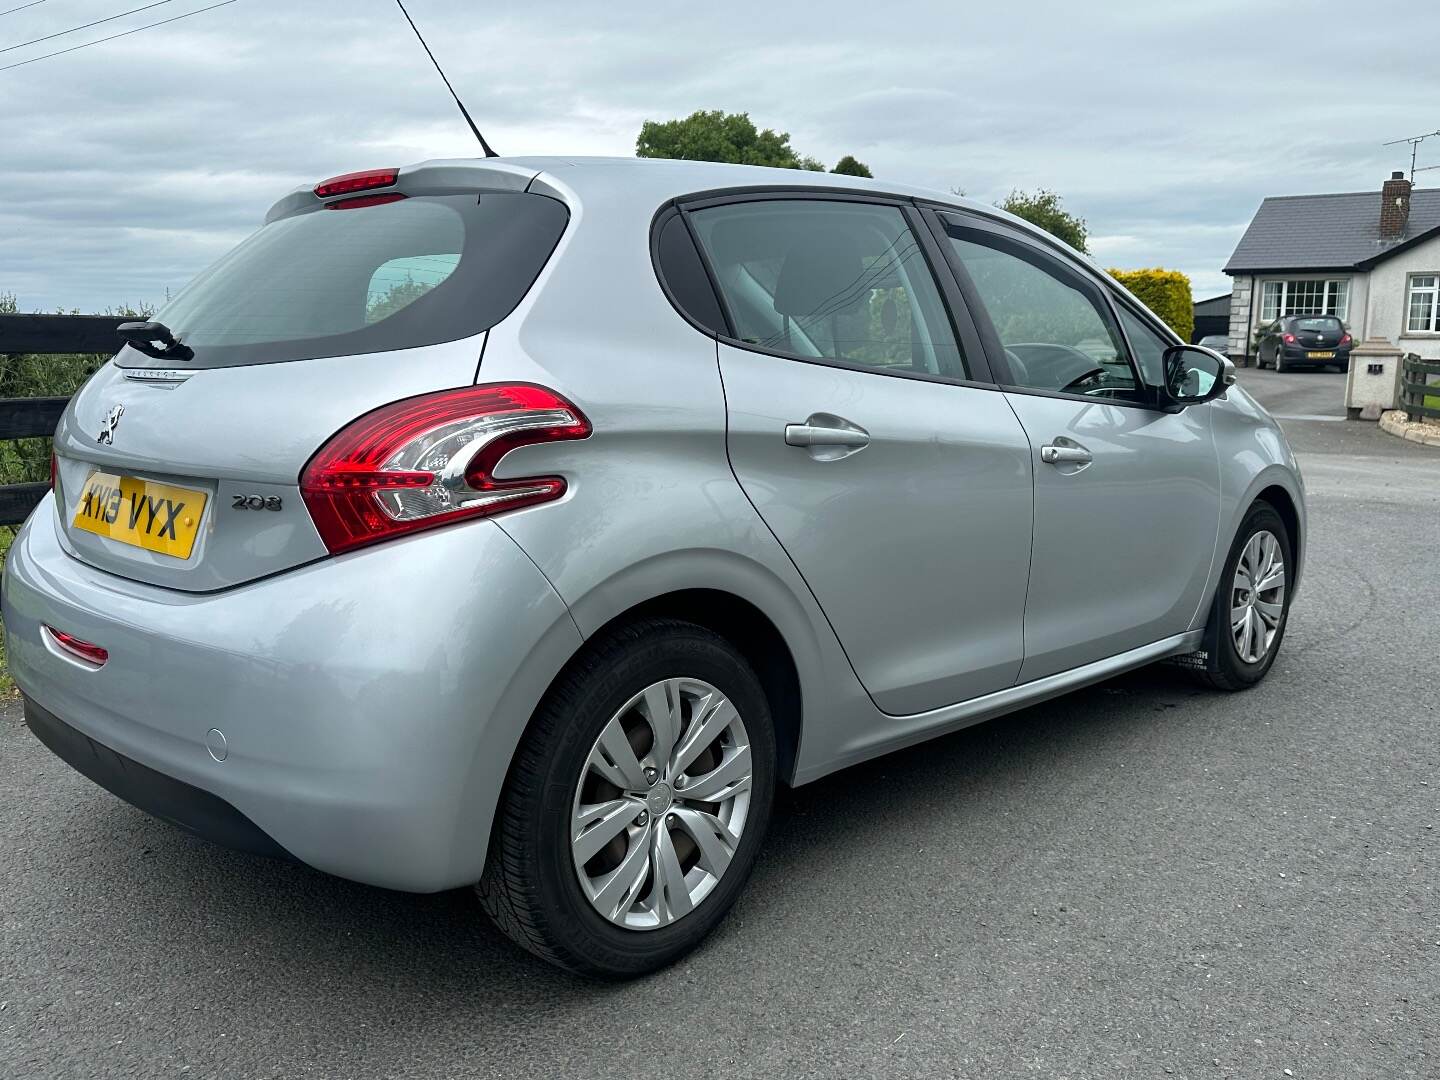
left=1407, top=274, right=1439, bottom=333
left=1260, top=278, right=1349, bottom=321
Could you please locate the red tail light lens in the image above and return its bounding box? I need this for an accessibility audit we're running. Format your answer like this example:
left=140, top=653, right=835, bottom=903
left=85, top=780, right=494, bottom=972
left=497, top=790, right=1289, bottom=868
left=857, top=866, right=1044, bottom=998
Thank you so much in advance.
left=314, top=168, right=399, bottom=198
left=44, top=625, right=108, bottom=667
left=300, top=384, right=590, bottom=554
left=49, top=452, right=56, bottom=489
left=1340, top=333, right=1352, bottom=346
left=1282, top=333, right=1296, bottom=344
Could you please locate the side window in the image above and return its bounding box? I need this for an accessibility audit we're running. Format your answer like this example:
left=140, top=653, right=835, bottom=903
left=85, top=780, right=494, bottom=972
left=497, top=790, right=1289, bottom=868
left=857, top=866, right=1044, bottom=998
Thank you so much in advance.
left=1114, top=304, right=1172, bottom=387
left=654, top=211, right=727, bottom=335
left=944, top=224, right=1139, bottom=401
left=687, top=200, right=966, bottom=379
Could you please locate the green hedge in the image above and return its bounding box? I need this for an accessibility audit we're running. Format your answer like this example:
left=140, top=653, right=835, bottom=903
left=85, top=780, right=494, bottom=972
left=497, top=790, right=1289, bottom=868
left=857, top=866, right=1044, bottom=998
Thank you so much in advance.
left=1107, top=268, right=1194, bottom=342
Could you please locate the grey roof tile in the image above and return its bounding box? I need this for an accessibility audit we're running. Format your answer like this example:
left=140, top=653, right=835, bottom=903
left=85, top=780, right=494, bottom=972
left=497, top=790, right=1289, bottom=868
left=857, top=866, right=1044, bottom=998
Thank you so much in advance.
left=1223, top=188, right=1440, bottom=273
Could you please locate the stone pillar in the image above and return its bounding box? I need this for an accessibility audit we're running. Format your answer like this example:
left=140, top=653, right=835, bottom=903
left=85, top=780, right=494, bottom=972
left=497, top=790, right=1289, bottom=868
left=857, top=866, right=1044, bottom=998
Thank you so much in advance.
left=1345, top=338, right=1403, bottom=420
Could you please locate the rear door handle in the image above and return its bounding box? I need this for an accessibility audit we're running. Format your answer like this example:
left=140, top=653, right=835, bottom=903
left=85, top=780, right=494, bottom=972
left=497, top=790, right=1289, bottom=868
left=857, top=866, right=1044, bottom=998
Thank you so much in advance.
left=1040, top=443, right=1092, bottom=465
left=784, top=424, right=870, bottom=449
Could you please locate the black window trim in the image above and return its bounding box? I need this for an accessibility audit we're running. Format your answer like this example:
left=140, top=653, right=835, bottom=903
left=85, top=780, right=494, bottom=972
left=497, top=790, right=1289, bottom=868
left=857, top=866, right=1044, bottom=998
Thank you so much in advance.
left=922, top=206, right=1171, bottom=412
left=649, top=203, right=733, bottom=341
left=652, top=187, right=999, bottom=389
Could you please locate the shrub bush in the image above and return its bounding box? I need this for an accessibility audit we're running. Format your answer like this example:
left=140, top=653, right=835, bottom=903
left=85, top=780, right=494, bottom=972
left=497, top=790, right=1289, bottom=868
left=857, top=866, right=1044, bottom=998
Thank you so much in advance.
left=1108, top=268, right=1194, bottom=341
left=0, top=292, right=148, bottom=488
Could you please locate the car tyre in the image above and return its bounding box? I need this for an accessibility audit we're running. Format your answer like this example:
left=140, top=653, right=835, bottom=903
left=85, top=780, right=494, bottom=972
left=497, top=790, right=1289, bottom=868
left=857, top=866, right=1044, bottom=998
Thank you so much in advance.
left=1274, top=348, right=1288, bottom=373
left=1196, top=502, right=1293, bottom=691
left=477, top=617, right=776, bottom=979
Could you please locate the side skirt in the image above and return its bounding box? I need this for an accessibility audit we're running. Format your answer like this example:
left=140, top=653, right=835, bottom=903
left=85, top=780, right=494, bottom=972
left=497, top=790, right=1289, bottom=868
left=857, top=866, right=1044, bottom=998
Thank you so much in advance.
left=793, top=630, right=1205, bottom=785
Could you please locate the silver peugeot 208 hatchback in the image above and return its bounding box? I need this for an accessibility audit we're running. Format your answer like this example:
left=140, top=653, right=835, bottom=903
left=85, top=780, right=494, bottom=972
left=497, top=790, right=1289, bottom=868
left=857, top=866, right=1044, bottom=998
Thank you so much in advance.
left=3, top=157, right=1304, bottom=978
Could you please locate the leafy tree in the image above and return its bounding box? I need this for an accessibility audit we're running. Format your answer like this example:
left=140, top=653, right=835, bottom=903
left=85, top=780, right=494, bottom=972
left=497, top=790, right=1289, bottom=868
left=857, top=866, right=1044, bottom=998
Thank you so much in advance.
left=831, top=155, right=872, bottom=178
left=366, top=276, right=432, bottom=323
left=996, top=188, right=1089, bottom=253
left=638, top=110, right=853, bottom=173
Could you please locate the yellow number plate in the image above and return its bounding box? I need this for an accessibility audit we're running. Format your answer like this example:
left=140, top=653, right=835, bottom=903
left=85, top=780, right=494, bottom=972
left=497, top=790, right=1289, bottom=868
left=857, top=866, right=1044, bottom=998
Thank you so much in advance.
left=72, top=472, right=207, bottom=559
left=1307, top=351, right=1335, bottom=359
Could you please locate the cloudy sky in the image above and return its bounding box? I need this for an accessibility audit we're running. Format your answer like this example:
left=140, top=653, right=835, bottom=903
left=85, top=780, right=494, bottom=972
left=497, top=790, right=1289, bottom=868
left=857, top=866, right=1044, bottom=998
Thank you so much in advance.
left=3, top=0, right=1439, bottom=313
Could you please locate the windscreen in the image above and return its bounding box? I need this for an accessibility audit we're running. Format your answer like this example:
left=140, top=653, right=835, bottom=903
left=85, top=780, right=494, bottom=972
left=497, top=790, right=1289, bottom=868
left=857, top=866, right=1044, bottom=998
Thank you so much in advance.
left=122, top=191, right=568, bottom=368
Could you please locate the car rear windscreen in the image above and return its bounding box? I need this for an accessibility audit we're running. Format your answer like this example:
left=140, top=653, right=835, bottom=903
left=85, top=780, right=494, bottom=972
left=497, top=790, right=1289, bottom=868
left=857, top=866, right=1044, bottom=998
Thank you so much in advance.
left=120, top=192, right=568, bottom=369
left=1293, top=317, right=1343, bottom=332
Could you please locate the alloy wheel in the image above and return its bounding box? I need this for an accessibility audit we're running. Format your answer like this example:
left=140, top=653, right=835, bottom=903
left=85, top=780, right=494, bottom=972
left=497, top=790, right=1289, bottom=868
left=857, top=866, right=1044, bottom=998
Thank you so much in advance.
left=1231, top=529, right=1286, bottom=663
left=570, top=678, right=753, bottom=930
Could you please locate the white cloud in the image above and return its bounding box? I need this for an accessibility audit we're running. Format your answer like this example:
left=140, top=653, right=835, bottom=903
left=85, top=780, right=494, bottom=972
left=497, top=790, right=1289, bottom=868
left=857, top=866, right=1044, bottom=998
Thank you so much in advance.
left=1, top=0, right=1437, bottom=311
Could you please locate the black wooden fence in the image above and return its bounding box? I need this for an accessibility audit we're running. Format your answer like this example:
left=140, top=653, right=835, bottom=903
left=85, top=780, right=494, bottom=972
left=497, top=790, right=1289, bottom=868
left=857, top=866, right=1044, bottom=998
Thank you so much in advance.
left=1402, top=354, right=1440, bottom=424
left=0, top=314, right=127, bottom=526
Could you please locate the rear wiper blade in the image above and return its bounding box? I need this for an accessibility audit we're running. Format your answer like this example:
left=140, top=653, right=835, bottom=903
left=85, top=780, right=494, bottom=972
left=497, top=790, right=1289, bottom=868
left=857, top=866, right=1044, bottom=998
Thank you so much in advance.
left=116, top=320, right=194, bottom=362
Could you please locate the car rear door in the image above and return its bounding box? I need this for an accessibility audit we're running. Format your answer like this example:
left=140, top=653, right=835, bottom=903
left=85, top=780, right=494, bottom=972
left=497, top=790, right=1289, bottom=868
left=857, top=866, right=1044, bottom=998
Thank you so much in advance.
left=681, top=194, right=1033, bottom=716
left=929, top=209, right=1221, bottom=682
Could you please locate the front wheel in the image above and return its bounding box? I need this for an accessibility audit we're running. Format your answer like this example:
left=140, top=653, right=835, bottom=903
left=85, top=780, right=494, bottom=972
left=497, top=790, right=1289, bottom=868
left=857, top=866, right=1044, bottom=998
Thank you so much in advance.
left=477, top=618, right=776, bottom=978
left=1197, top=502, right=1293, bottom=690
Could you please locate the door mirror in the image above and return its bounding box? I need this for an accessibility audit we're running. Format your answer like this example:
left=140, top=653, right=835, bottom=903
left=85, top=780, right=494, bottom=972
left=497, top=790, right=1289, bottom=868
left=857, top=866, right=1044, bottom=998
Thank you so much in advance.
left=1162, top=344, right=1235, bottom=407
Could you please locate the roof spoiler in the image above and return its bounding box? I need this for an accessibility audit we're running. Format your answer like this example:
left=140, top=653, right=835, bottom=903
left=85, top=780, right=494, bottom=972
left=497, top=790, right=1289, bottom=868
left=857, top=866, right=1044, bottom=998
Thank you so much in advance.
left=263, top=160, right=542, bottom=224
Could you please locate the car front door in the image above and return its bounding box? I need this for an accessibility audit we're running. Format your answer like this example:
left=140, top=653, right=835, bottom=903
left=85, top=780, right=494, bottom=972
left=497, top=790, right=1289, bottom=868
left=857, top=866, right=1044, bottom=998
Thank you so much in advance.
left=933, top=210, right=1221, bottom=682
left=684, top=195, right=1034, bottom=716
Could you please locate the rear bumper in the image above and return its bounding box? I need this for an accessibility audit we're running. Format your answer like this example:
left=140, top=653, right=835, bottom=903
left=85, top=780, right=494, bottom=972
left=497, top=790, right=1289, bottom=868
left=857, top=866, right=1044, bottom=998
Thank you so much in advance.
left=3, top=496, right=583, bottom=892
left=23, top=694, right=293, bottom=862
left=1278, top=345, right=1350, bottom=366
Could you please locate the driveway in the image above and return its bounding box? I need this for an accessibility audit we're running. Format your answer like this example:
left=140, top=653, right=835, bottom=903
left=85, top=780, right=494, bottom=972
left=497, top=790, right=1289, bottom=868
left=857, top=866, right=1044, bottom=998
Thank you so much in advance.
left=2, top=372, right=1435, bottom=1080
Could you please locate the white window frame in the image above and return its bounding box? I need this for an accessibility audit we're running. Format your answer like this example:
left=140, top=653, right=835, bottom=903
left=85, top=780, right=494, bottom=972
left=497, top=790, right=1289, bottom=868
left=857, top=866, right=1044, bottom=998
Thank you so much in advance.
left=1259, top=277, right=1349, bottom=322
left=1406, top=273, right=1440, bottom=333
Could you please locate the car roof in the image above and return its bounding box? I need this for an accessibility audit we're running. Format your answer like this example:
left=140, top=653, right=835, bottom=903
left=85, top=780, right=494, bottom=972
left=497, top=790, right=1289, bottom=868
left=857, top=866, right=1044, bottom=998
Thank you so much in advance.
left=269, top=155, right=1099, bottom=269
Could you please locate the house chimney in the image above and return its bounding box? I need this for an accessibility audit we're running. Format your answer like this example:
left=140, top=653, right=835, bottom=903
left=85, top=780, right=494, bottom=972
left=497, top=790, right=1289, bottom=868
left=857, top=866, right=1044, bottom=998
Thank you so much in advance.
left=1380, top=171, right=1412, bottom=240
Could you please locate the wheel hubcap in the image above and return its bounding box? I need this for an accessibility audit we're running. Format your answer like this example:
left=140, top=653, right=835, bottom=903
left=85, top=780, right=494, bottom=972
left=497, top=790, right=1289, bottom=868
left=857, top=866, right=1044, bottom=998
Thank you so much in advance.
left=571, top=678, right=752, bottom=930
left=1231, top=529, right=1286, bottom=664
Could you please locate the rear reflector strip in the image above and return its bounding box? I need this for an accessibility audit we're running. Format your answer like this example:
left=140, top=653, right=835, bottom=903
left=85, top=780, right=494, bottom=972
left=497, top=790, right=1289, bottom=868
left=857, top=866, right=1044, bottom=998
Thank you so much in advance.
left=43, top=625, right=108, bottom=667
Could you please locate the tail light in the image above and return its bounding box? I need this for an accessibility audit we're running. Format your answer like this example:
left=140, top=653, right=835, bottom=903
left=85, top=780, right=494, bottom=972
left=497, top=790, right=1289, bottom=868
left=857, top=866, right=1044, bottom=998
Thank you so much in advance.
left=300, top=384, right=590, bottom=554
left=1282, top=333, right=1296, bottom=344
left=49, top=452, right=56, bottom=490
left=1340, top=333, right=1352, bottom=346
left=43, top=625, right=108, bottom=667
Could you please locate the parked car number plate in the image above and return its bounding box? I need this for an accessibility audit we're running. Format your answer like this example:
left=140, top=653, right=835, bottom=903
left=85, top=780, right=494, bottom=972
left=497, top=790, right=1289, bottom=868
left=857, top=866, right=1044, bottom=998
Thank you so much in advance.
left=1307, top=351, right=1335, bottom=359
left=71, top=471, right=207, bottom=559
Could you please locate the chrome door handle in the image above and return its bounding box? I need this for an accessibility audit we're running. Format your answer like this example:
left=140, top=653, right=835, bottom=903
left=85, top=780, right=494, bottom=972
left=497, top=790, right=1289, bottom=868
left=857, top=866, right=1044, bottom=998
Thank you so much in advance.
left=1040, top=444, right=1092, bottom=465
left=784, top=424, right=869, bottom=449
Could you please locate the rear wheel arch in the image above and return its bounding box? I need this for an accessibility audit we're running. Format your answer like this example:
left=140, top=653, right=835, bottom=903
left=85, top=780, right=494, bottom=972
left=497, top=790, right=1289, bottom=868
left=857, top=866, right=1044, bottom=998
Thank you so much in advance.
left=578, top=590, right=803, bottom=785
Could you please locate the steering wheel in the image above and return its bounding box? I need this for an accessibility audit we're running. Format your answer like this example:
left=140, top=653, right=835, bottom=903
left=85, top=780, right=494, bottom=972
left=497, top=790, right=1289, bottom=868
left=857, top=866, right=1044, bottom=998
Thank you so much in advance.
left=1003, top=348, right=1030, bottom=385
left=1059, top=367, right=1106, bottom=394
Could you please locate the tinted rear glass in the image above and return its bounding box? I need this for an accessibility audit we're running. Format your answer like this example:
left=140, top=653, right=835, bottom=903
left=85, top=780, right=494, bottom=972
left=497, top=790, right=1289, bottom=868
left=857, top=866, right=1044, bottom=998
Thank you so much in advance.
left=121, top=192, right=568, bottom=368
left=1292, top=317, right=1343, bottom=332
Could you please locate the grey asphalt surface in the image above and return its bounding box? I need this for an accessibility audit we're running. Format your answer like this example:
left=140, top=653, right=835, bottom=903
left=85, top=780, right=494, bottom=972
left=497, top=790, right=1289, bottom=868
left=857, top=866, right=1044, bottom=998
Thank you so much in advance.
left=2, top=369, right=1436, bottom=1079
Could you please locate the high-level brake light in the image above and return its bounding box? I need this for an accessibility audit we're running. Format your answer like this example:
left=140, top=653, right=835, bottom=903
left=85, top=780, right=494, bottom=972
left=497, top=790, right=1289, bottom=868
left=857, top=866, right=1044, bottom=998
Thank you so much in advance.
left=314, top=169, right=399, bottom=199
